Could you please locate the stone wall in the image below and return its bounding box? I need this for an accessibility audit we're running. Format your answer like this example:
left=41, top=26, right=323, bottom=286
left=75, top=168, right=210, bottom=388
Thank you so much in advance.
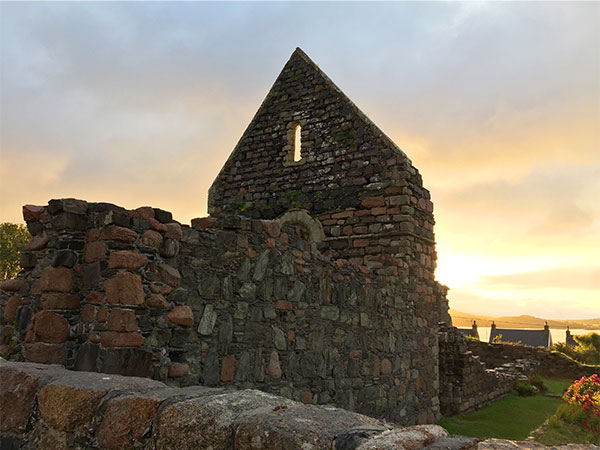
left=438, top=326, right=515, bottom=416
left=0, top=360, right=458, bottom=450
left=466, top=340, right=600, bottom=380
left=207, top=46, right=444, bottom=423
left=0, top=198, right=439, bottom=425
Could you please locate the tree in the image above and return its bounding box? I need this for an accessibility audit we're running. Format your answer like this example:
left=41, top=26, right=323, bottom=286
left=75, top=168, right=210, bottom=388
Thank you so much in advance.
left=0, top=223, right=30, bottom=281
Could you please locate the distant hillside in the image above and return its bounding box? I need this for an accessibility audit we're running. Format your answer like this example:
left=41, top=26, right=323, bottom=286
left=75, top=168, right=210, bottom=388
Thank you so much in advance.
left=449, top=309, right=600, bottom=330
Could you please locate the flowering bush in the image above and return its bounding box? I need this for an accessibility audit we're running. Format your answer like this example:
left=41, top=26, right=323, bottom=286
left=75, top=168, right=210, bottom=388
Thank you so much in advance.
left=561, top=374, right=600, bottom=434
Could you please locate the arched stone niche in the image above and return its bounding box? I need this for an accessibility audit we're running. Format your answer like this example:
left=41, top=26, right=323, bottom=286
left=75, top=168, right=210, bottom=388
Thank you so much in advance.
left=276, top=210, right=324, bottom=252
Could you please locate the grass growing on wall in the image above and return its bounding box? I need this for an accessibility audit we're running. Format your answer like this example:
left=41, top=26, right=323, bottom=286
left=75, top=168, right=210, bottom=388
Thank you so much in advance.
left=438, top=377, right=573, bottom=440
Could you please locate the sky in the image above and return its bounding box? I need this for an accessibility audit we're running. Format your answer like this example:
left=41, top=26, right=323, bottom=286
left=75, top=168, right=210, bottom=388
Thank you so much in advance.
left=1, top=2, right=598, bottom=320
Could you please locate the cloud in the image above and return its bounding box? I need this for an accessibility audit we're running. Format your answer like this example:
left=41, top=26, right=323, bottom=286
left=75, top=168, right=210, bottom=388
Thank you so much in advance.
left=480, top=267, right=600, bottom=291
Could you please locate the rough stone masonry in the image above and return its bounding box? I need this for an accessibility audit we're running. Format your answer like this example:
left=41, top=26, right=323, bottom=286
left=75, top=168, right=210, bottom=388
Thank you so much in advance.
left=0, top=48, right=513, bottom=427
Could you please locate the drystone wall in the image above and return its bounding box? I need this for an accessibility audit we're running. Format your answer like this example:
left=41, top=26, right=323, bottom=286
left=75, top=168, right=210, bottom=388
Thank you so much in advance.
left=0, top=198, right=439, bottom=425
left=438, top=326, right=515, bottom=416
left=466, top=340, right=600, bottom=380
left=0, top=360, right=458, bottom=450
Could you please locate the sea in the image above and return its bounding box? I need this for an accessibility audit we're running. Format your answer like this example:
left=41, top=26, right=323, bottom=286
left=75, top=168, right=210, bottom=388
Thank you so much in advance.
left=475, top=328, right=600, bottom=344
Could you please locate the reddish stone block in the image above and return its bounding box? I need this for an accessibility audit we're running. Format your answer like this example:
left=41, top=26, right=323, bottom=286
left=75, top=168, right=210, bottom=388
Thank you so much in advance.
left=80, top=305, right=96, bottom=323
left=100, top=225, right=138, bottom=243
left=354, top=209, right=371, bottom=217
left=141, top=229, right=163, bottom=248
left=25, top=235, right=49, bottom=251
left=220, top=355, right=235, bottom=382
left=372, top=356, right=381, bottom=377
left=107, top=250, right=148, bottom=270
left=160, top=285, right=173, bottom=295
left=164, top=223, right=183, bottom=240
left=349, top=350, right=362, bottom=358
left=0, top=279, right=24, bottom=291
left=246, top=248, right=257, bottom=258
left=237, top=234, right=248, bottom=248
left=41, top=293, right=80, bottom=310
left=381, top=358, right=392, bottom=375
left=274, top=300, right=293, bottom=311
left=168, top=363, right=190, bottom=378
left=302, top=391, right=313, bottom=404
left=279, top=232, right=289, bottom=244
left=0, top=366, right=39, bottom=432
left=104, top=273, right=144, bottom=305
left=31, top=279, right=41, bottom=295
left=41, top=267, right=73, bottom=293
left=25, top=311, right=69, bottom=344
left=86, top=228, right=100, bottom=242
left=23, top=204, right=45, bottom=222
left=371, top=207, right=387, bottom=215
left=358, top=265, right=370, bottom=274
left=191, top=217, right=216, bottom=228
left=96, top=308, right=108, bottom=323
left=353, top=239, right=369, bottom=248
left=331, top=210, right=354, bottom=219
left=97, top=394, right=160, bottom=450
left=287, top=330, right=295, bottom=342
left=85, top=241, right=107, bottom=263
left=100, top=332, right=144, bottom=348
left=158, top=263, right=181, bottom=287
left=4, top=295, right=23, bottom=322
left=265, top=238, right=276, bottom=248
left=261, top=220, right=281, bottom=238
left=322, top=219, right=337, bottom=226
left=148, top=218, right=168, bottom=232
left=86, top=291, right=103, bottom=303
left=361, top=196, right=385, bottom=208
left=384, top=186, right=404, bottom=195
left=167, top=305, right=194, bottom=327
left=23, top=342, right=66, bottom=365
left=149, top=283, right=161, bottom=294
left=129, top=206, right=155, bottom=220
left=146, top=294, right=169, bottom=309
left=107, top=309, right=138, bottom=332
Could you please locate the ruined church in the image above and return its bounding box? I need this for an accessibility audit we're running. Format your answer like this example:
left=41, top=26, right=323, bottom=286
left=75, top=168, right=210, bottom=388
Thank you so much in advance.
left=0, top=48, right=511, bottom=426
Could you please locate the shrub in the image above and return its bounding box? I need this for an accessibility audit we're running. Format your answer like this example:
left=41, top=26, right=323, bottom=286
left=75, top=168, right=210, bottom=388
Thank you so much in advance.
left=552, top=333, right=600, bottom=365
left=528, top=375, right=548, bottom=394
left=515, top=380, right=537, bottom=396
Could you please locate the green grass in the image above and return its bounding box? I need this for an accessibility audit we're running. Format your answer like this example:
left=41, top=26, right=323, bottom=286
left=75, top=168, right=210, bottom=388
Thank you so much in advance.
left=539, top=377, right=572, bottom=395
left=438, top=394, right=563, bottom=440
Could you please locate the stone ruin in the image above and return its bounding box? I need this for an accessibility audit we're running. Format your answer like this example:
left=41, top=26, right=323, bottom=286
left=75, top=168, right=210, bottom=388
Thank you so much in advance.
left=0, top=48, right=516, bottom=427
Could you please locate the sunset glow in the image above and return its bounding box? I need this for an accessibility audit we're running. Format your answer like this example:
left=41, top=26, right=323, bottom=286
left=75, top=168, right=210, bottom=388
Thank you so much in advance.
left=1, top=2, right=598, bottom=319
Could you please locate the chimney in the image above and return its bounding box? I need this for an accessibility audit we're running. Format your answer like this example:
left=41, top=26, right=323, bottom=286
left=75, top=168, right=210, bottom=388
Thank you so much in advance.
left=472, top=320, right=478, bottom=333
left=544, top=321, right=549, bottom=331
left=566, top=326, right=571, bottom=338
left=491, top=321, right=496, bottom=331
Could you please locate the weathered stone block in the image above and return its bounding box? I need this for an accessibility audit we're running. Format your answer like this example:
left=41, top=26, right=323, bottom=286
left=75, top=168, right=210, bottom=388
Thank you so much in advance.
left=168, top=305, right=194, bottom=328
left=40, top=267, right=73, bottom=293
left=40, top=293, right=80, bottom=310
left=100, top=332, right=144, bottom=348
left=25, top=311, right=69, bottom=344
left=107, top=309, right=138, bottom=332
left=107, top=250, right=148, bottom=270
left=104, top=272, right=144, bottom=305
left=100, top=225, right=138, bottom=243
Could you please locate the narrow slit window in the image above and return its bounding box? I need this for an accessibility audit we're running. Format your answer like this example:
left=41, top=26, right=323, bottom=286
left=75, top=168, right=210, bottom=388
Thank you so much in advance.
left=293, top=125, right=302, bottom=162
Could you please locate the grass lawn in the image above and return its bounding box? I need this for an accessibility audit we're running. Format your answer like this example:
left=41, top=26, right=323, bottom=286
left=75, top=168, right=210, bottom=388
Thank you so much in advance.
left=539, top=377, right=573, bottom=395
left=438, top=394, right=563, bottom=440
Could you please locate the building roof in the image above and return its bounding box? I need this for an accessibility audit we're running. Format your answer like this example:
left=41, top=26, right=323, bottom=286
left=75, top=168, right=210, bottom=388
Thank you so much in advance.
left=489, top=328, right=552, bottom=347
left=457, top=328, right=479, bottom=339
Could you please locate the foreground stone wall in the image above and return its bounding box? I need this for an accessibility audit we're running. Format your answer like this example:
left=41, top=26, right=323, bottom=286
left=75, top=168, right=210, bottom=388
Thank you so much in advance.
left=2, top=361, right=596, bottom=450
left=438, top=326, right=515, bottom=416
left=466, top=340, right=600, bottom=380
left=0, top=198, right=440, bottom=424
left=0, top=360, right=453, bottom=450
